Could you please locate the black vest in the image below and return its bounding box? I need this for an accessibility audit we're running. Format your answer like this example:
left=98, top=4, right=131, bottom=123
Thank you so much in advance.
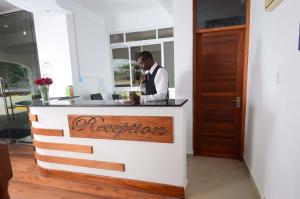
left=145, top=65, right=162, bottom=95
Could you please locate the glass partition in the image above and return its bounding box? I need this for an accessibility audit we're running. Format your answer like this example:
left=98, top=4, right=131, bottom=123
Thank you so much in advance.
left=0, top=11, right=40, bottom=142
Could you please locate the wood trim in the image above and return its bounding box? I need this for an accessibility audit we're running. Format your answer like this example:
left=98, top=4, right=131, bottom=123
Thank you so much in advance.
left=29, top=113, right=38, bottom=122
left=31, top=127, right=64, bottom=137
left=195, top=25, right=246, bottom=34
left=33, top=140, right=93, bottom=154
left=192, top=0, right=197, bottom=156
left=240, top=0, right=251, bottom=159
left=35, top=152, right=125, bottom=172
left=37, top=165, right=184, bottom=198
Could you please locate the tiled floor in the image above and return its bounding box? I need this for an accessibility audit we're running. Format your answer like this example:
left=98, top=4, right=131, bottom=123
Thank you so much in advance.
left=187, top=156, right=260, bottom=199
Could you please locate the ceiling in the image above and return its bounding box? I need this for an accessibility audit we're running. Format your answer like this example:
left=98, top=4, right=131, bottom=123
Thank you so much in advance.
left=72, top=0, right=171, bottom=19
left=5, top=0, right=173, bottom=19
left=0, top=0, right=17, bottom=13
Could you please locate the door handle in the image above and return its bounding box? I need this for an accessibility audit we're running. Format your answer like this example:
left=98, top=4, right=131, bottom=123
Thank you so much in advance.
left=232, top=97, right=241, bottom=108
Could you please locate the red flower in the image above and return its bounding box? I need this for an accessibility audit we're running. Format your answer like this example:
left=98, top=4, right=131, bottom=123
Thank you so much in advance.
left=34, top=77, right=53, bottom=85
left=45, top=77, right=53, bottom=85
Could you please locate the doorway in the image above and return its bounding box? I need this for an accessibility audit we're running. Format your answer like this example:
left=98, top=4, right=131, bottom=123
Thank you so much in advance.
left=193, top=0, right=250, bottom=158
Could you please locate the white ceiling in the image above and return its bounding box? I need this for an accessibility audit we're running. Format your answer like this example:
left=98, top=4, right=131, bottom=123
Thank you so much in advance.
left=5, top=0, right=173, bottom=19
left=0, top=0, right=17, bottom=13
left=73, top=0, right=171, bottom=19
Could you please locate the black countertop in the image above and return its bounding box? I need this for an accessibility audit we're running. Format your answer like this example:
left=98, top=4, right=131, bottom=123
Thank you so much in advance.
left=15, top=99, right=188, bottom=107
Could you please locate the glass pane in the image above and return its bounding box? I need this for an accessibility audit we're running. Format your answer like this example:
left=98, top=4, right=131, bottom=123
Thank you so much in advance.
left=130, top=44, right=161, bottom=87
left=126, top=30, right=156, bottom=42
left=164, top=42, right=175, bottom=88
left=197, top=0, right=246, bottom=29
left=158, top=28, right=174, bottom=38
left=110, top=33, right=124, bottom=43
left=130, top=46, right=142, bottom=87
left=0, top=11, right=39, bottom=142
left=112, top=48, right=130, bottom=87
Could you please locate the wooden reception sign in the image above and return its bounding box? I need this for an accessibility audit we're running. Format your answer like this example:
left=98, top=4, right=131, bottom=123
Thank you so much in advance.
left=68, top=115, right=173, bottom=143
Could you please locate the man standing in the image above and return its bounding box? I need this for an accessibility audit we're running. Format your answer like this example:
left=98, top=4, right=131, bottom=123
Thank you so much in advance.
left=138, top=51, right=168, bottom=102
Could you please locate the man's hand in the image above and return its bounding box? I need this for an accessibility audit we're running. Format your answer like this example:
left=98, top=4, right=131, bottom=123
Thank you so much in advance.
left=129, top=92, right=140, bottom=104
left=140, top=74, right=146, bottom=84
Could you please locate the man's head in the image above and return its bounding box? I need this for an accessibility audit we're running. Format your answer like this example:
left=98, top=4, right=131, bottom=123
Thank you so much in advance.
left=138, top=51, right=154, bottom=70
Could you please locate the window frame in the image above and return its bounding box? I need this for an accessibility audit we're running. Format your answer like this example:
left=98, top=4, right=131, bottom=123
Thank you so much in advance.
left=110, top=29, right=174, bottom=93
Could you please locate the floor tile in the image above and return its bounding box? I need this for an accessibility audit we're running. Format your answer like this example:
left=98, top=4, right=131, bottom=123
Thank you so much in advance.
left=187, top=156, right=260, bottom=199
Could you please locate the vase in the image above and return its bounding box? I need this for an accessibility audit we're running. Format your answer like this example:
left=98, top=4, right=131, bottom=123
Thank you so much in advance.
left=39, top=85, right=49, bottom=104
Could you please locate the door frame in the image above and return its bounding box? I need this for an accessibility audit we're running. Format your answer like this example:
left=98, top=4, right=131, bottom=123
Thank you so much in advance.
left=192, top=0, right=251, bottom=158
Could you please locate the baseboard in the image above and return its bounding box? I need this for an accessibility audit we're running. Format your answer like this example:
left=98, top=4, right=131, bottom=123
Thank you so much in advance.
left=243, top=157, right=262, bottom=199
left=37, top=165, right=185, bottom=198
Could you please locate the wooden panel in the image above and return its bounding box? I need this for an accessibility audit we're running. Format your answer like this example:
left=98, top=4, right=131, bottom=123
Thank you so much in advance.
left=31, top=128, right=64, bottom=137
left=38, top=166, right=184, bottom=198
left=35, top=152, right=125, bottom=172
left=194, top=29, right=245, bottom=158
left=200, top=137, right=236, bottom=158
left=29, top=113, right=38, bottom=122
left=33, top=140, right=93, bottom=154
left=68, top=115, right=173, bottom=143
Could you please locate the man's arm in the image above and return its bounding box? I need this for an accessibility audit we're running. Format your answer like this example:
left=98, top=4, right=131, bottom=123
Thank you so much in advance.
left=141, top=68, right=168, bottom=102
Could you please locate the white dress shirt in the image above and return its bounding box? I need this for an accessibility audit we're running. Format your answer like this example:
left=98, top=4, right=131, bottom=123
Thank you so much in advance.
left=140, top=63, right=168, bottom=102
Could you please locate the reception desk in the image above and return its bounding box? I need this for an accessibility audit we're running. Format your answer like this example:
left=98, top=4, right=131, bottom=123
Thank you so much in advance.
left=19, top=99, right=188, bottom=198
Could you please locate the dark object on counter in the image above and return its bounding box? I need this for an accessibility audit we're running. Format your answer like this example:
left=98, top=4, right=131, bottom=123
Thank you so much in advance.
left=90, top=93, right=103, bottom=100
left=0, top=142, right=13, bottom=199
left=112, top=94, right=121, bottom=100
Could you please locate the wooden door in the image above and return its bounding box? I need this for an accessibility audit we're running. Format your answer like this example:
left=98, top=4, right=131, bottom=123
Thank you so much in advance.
left=194, top=28, right=245, bottom=158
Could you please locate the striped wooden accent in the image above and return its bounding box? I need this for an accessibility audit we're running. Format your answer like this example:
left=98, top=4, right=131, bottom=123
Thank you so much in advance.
left=35, top=152, right=124, bottom=172
left=33, top=140, right=93, bottom=154
left=31, top=128, right=64, bottom=137
left=29, top=113, right=38, bottom=121
left=38, top=166, right=184, bottom=198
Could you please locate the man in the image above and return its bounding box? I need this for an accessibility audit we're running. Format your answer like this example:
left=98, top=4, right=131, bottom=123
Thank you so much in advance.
left=138, top=51, right=168, bottom=102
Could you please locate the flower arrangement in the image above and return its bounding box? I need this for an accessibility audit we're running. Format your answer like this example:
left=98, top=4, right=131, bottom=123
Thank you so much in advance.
left=34, top=77, right=53, bottom=86
left=34, top=77, right=53, bottom=104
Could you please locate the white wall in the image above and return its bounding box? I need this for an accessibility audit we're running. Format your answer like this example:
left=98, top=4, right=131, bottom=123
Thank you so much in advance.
left=244, top=0, right=300, bottom=198
left=68, top=13, right=113, bottom=100
left=174, top=0, right=193, bottom=154
left=34, top=15, right=73, bottom=97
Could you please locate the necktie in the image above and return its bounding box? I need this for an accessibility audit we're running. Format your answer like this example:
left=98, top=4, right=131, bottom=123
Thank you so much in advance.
left=147, top=72, right=151, bottom=81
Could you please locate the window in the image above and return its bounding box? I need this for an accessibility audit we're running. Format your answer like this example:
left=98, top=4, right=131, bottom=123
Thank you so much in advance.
left=110, top=33, right=124, bottom=43
left=112, top=48, right=130, bottom=87
left=126, top=30, right=156, bottom=42
left=158, top=28, right=174, bottom=38
left=111, top=28, right=174, bottom=92
left=196, top=0, right=246, bottom=29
